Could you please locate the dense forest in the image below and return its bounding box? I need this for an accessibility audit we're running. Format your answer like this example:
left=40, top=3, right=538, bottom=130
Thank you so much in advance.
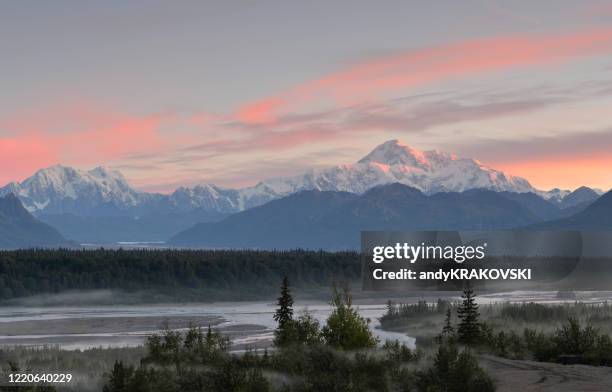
left=0, top=249, right=360, bottom=301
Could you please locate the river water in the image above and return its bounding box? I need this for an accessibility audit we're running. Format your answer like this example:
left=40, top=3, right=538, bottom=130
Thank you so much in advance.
left=0, top=301, right=416, bottom=351
left=3, top=291, right=610, bottom=351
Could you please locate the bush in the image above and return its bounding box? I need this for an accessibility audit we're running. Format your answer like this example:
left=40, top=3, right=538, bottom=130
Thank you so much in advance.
left=484, top=318, right=612, bottom=366
left=321, top=284, right=378, bottom=350
left=416, top=340, right=494, bottom=392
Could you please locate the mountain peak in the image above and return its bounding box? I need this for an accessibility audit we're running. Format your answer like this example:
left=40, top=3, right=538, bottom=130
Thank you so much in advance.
left=358, top=139, right=429, bottom=166
left=0, top=164, right=142, bottom=215
left=358, top=139, right=459, bottom=168
left=0, top=140, right=540, bottom=219
left=36, top=163, right=72, bottom=175
left=89, top=166, right=126, bottom=181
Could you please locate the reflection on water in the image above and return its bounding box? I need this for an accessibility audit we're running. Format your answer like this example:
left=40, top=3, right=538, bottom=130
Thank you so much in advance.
left=0, top=302, right=416, bottom=351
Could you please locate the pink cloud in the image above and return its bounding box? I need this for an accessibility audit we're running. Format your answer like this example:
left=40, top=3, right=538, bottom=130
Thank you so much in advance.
left=0, top=134, right=58, bottom=185
left=0, top=104, right=167, bottom=185
left=5, top=27, right=612, bottom=190
left=236, top=98, right=284, bottom=125
left=233, top=28, right=612, bottom=122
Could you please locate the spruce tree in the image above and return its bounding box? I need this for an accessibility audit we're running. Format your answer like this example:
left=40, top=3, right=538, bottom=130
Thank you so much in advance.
left=273, top=276, right=295, bottom=346
left=442, top=308, right=455, bottom=337
left=457, top=283, right=480, bottom=345
left=436, top=307, right=455, bottom=344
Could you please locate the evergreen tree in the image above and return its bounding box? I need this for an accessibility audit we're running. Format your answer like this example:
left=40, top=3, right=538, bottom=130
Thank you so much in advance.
left=442, top=308, right=455, bottom=337
left=103, top=361, right=134, bottom=392
left=274, top=276, right=294, bottom=326
left=435, top=307, right=456, bottom=344
left=416, top=340, right=494, bottom=392
left=457, top=283, right=480, bottom=345
left=273, top=276, right=295, bottom=346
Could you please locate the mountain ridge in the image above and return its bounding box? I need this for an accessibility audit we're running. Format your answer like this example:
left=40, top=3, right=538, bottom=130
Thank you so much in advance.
left=169, top=183, right=577, bottom=250
left=0, top=193, right=70, bottom=249
left=1, top=140, right=604, bottom=244
left=3, top=140, right=600, bottom=217
left=529, top=190, right=612, bottom=230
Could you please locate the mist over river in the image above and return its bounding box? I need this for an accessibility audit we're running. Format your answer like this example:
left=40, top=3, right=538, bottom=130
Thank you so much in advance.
left=0, top=301, right=415, bottom=351
left=3, top=291, right=611, bottom=351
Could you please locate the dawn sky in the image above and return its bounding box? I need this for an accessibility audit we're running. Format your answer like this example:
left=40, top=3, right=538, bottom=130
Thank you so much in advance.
left=2, top=0, right=612, bottom=192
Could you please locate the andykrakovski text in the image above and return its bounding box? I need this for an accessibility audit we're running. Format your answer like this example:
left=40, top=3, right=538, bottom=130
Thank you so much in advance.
left=358, top=231, right=581, bottom=291
left=370, top=242, right=531, bottom=281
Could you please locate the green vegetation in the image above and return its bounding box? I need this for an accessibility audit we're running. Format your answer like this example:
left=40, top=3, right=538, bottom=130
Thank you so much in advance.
left=0, top=361, right=57, bottom=391
left=381, top=299, right=452, bottom=329
left=0, top=249, right=359, bottom=301
left=480, top=317, right=612, bottom=365
left=321, top=284, right=378, bottom=350
left=416, top=340, right=494, bottom=392
left=274, top=278, right=377, bottom=350
left=0, top=346, right=145, bottom=392
left=381, top=290, right=612, bottom=368
left=456, top=284, right=481, bottom=345
left=273, top=276, right=295, bottom=346
left=102, top=324, right=415, bottom=392
left=97, top=279, right=494, bottom=391
left=273, top=276, right=323, bottom=348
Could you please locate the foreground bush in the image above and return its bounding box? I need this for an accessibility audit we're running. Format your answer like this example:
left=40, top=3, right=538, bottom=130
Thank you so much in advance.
left=416, top=340, right=494, bottom=392
left=102, top=281, right=496, bottom=391
left=321, top=284, right=378, bottom=350
left=102, top=324, right=420, bottom=392
left=481, top=317, right=612, bottom=366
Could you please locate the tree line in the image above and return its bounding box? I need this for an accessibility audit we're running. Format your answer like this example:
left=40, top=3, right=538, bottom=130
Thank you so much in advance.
left=0, top=249, right=360, bottom=300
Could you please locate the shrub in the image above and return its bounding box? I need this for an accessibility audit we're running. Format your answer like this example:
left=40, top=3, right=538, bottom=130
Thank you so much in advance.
left=416, top=340, right=494, bottom=392
left=321, top=284, right=378, bottom=350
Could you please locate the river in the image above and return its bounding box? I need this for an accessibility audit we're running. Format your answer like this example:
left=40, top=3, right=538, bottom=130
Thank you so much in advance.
left=0, top=301, right=415, bottom=351
left=3, top=290, right=609, bottom=351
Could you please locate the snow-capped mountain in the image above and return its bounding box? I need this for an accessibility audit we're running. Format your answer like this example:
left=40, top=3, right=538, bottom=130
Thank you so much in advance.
left=0, top=165, right=156, bottom=216
left=167, top=183, right=281, bottom=213
left=257, top=139, right=536, bottom=195
left=168, top=185, right=242, bottom=213
left=1, top=139, right=605, bottom=244
left=162, top=139, right=538, bottom=212
left=539, top=188, right=572, bottom=204
left=0, top=140, right=599, bottom=219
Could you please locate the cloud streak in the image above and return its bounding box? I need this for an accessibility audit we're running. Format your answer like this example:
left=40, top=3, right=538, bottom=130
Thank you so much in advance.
left=0, top=104, right=169, bottom=185
left=452, top=128, right=612, bottom=191
left=234, top=27, right=612, bottom=125
left=4, top=27, right=612, bottom=191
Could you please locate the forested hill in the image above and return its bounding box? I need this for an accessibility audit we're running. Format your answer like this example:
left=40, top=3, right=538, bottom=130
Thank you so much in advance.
left=0, top=249, right=359, bottom=301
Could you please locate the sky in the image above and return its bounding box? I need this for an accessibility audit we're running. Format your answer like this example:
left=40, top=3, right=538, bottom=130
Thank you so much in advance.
left=2, top=0, right=612, bottom=192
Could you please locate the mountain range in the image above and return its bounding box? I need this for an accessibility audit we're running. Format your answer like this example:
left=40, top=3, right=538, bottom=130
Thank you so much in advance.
left=0, top=139, right=606, bottom=245
left=169, top=184, right=610, bottom=250
left=529, top=190, right=612, bottom=230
